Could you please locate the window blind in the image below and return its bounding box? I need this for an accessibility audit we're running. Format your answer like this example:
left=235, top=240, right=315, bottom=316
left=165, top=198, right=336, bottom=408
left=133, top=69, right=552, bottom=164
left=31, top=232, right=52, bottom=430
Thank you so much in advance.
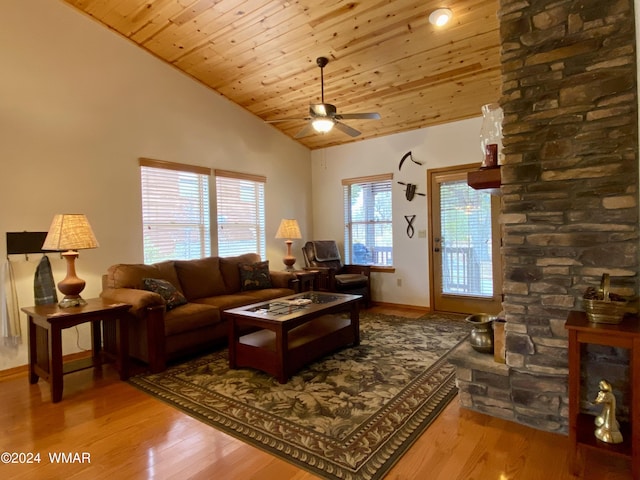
left=215, top=170, right=266, bottom=258
left=342, top=174, right=393, bottom=266
left=439, top=179, right=493, bottom=297
left=139, top=159, right=211, bottom=264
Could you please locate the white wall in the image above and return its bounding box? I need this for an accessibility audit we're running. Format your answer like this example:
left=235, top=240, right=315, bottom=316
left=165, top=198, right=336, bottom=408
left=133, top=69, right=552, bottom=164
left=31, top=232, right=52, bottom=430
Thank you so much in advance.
left=310, top=117, right=483, bottom=307
left=0, top=0, right=496, bottom=371
left=0, top=0, right=311, bottom=370
left=312, top=0, right=640, bottom=307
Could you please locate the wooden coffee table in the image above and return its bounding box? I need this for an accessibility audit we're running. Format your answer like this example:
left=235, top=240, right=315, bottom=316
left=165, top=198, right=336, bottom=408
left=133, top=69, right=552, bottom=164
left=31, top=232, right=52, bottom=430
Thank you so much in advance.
left=224, top=291, right=361, bottom=383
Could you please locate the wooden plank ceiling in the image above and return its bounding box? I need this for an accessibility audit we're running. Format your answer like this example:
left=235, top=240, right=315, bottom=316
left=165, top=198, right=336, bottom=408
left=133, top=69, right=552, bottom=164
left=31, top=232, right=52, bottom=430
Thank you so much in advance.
left=63, top=0, right=501, bottom=150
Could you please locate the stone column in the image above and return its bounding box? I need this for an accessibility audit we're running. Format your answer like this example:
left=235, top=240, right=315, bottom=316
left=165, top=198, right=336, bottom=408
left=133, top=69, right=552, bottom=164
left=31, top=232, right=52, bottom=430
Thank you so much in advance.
left=499, top=0, right=638, bottom=430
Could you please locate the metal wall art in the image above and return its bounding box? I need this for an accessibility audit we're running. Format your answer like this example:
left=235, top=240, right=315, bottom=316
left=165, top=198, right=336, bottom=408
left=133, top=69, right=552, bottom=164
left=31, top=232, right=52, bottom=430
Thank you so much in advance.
left=397, top=181, right=425, bottom=201
left=397, top=151, right=424, bottom=237
left=398, top=151, right=423, bottom=170
left=404, top=215, right=416, bottom=238
left=397, top=151, right=425, bottom=200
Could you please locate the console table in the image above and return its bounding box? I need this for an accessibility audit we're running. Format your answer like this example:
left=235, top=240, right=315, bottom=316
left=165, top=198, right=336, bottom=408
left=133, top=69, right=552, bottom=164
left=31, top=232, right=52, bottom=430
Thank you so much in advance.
left=565, top=310, right=639, bottom=479
left=22, top=298, right=131, bottom=403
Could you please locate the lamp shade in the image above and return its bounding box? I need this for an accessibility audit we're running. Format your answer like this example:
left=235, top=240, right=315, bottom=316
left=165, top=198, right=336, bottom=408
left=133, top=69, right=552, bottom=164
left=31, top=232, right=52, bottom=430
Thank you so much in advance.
left=275, top=219, right=302, bottom=240
left=42, top=214, right=99, bottom=251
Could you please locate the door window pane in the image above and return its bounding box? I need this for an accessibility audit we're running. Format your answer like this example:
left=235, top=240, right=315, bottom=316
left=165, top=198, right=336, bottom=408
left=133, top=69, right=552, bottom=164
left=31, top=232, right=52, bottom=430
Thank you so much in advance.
left=440, top=180, right=493, bottom=297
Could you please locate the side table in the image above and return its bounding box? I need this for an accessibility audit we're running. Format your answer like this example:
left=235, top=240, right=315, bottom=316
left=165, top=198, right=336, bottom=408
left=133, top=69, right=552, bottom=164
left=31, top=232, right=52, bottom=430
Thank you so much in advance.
left=293, top=270, right=319, bottom=293
left=21, top=298, right=131, bottom=403
left=565, top=310, right=639, bottom=479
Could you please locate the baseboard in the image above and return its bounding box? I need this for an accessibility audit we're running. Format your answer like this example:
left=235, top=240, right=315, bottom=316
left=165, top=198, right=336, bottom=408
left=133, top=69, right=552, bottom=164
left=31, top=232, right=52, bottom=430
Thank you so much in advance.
left=369, top=301, right=431, bottom=312
left=0, top=350, right=92, bottom=380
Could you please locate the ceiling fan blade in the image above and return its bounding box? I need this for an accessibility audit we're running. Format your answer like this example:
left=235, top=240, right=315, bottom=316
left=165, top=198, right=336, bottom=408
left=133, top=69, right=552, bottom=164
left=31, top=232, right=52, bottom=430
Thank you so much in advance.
left=294, top=123, right=315, bottom=138
left=334, top=121, right=361, bottom=137
left=265, top=117, right=310, bottom=123
left=335, top=112, right=381, bottom=120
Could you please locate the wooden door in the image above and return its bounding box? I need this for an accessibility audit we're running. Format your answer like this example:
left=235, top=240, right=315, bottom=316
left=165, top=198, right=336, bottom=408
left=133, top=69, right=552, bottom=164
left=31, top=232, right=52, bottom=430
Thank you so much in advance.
left=428, top=165, right=502, bottom=315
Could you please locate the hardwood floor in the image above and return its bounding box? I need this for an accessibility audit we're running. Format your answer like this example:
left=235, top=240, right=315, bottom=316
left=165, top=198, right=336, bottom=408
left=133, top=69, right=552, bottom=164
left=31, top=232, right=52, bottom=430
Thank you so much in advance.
left=0, top=306, right=632, bottom=480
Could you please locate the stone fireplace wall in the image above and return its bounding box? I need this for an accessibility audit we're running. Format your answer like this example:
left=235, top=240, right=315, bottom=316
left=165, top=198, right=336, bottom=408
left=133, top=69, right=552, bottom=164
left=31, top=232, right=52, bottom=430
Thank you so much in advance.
left=453, top=0, right=638, bottom=433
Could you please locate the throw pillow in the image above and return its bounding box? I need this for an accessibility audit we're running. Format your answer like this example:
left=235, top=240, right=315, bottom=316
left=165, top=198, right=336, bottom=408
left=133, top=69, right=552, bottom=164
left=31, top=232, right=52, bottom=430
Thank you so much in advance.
left=238, top=261, right=272, bottom=291
left=142, top=278, right=188, bottom=310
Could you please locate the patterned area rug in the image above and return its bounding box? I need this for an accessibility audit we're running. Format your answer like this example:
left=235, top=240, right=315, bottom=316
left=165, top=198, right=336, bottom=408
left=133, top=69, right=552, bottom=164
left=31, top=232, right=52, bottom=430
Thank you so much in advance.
left=129, top=312, right=469, bottom=480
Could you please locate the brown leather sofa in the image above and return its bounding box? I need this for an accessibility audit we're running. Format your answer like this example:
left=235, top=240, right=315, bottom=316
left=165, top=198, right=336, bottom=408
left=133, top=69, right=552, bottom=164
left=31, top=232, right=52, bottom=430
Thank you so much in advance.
left=100, top=253, right=296, bottom=372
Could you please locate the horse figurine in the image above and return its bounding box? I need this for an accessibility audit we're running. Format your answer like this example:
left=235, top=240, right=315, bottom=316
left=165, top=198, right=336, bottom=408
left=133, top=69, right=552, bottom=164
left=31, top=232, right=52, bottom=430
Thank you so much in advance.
left=593, top=379, right=623, bottom=444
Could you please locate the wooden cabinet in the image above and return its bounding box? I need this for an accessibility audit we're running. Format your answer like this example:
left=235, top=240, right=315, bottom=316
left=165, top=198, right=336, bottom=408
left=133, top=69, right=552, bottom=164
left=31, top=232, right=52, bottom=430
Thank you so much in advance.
left=565, top=311, right=639, bottom=479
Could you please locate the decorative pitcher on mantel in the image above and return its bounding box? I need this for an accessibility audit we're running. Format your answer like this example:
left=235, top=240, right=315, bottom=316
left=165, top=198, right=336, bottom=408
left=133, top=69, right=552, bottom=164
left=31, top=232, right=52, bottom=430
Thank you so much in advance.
left=479, top=103, right=504, bottom=168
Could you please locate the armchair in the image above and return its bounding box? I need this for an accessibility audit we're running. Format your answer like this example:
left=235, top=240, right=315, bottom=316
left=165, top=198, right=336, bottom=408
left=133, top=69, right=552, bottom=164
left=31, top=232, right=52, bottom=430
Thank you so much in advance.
left=301, top=240, right=371, bottom=307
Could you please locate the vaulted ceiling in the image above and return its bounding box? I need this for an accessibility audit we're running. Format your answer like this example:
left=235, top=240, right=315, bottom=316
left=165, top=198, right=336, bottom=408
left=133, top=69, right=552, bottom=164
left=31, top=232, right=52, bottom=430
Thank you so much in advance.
left=63, top=0, right=501, bottom=150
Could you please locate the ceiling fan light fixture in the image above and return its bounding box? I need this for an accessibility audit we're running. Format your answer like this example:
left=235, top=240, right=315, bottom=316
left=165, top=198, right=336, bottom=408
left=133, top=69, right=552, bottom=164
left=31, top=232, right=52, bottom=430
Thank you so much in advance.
left=429, top=8, right=452, bottom=27
left=266, top=57, right=379, bottom=138
left=312, top=118, right=334, bottom=133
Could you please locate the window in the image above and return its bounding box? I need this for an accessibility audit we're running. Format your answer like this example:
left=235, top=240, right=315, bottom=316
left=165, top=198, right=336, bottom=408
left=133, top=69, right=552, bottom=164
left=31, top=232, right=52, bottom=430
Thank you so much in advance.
left=215, top=169, right=266, bottom=258
left=139, top=158, right=211, bottom=264
left=343, top=174, right=393, bottom=266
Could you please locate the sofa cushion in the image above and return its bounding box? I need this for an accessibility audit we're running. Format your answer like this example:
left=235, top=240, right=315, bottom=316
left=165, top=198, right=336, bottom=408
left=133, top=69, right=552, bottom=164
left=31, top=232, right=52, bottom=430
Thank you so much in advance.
left=174, top=256, right=226, bottom=300
left=239, top=261, right=272, bottom=291
left=239, top=288, right=296, bottom=303
left=107, top=261, right=181, bottom=292
left=142, top=278, right=188, bottom=310
left=163, top=302, right=221, bottom=336
left=219, top=253, right=261, bottom=293
left=270, top=270, right=296, bottom=289
left=193, top=294, right=264, bottom=311
left=335, top=273, right=368, bottom=286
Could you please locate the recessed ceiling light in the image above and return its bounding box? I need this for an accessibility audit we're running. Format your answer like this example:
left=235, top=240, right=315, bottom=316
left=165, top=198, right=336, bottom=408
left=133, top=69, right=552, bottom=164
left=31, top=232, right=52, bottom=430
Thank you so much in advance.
left=429, top=8, right=453, bottom=27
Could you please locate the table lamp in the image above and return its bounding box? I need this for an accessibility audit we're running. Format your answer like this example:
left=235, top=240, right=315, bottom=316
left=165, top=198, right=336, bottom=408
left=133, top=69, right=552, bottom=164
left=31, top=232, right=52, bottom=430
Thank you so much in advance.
left=42, top=214, right=99, bottom=308
left=275, top=219, right=302, bottom=271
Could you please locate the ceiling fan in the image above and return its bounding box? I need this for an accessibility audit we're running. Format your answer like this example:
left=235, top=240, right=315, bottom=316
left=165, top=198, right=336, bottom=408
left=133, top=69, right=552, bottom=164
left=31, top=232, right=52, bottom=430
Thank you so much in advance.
left=266, top=57, right=381, bottom=138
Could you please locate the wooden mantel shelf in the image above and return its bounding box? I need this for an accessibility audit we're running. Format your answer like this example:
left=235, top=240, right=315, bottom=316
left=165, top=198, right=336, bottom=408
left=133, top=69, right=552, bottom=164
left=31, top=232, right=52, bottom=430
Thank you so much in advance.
left=467, top=167, right=501, bottom=195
